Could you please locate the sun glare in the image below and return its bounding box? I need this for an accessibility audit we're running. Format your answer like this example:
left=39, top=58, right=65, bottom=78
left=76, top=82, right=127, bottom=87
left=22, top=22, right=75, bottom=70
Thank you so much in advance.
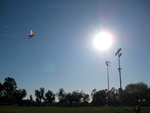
left=93, top=32, right=113, bottom=51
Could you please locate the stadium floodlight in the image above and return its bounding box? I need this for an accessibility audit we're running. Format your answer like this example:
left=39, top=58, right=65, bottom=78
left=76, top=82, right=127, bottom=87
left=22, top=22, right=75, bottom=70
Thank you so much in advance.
left=115, top=48, right=123, bottom=109
left=115, top=48, right=122, bottom=56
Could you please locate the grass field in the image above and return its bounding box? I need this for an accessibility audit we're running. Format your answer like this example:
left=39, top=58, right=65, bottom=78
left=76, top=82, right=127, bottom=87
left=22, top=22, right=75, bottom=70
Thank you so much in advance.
left=0, top=106, right=150, bottom=113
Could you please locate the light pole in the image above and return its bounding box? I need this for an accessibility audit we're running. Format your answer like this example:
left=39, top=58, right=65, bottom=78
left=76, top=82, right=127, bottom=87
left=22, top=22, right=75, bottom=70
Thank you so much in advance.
left=105, top=61, right=111, bottom=105
left=115, top=48, right=123, bottom=109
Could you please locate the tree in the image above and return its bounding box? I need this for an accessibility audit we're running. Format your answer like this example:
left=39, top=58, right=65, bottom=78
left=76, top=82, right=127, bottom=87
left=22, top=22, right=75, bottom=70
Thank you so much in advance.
left=35, top=89, right=41, bottom=105
left=65, top=90, right=86, bottom=106
left=45, top=90, right=55, bottom=104
left=71, top=90, right=83, bottom=105
left=40, top=87, right=45, bottom=101
left=66, top=93, right=73, bottom=106
left=91, top=89, right=106, bottom=106
left=146, top=87, right=150, bottom=104
left=1, top=77, right=18, bottom=103
left=0, top=82, right=4, bottom=97
left=91, top=89, right=97, bottom=105
left=14, top=89, right=27, bottom=102
left=35, top=87, right=45, bottom=106
left=108, top=87, right=120, bottom=105
left=82, top=93, right=90, bottom=104
left=57, top=88, right=66, bottom=106
left=3, top=77, right=17, bottom=97
left=123, top=82, right=148, bottom=105
left=30, top=95, right=33, bottom=101
left=0, top=77, right=28, bottom=104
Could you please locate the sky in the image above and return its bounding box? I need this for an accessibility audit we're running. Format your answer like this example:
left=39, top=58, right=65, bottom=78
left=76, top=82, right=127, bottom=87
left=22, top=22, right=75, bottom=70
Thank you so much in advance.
left=0, top=0, right=150, bottom=101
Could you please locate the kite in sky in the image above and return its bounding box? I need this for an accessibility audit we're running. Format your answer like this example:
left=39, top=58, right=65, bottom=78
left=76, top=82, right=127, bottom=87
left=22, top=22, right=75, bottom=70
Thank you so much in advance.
left=26, top=29, right=34, bottom=39
left=1, top=25, right=34, bottom=39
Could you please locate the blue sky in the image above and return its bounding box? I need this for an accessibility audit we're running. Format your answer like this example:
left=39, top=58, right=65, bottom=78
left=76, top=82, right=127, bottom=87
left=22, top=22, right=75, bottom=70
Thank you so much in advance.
left=0, top=0, right=150, bottom=100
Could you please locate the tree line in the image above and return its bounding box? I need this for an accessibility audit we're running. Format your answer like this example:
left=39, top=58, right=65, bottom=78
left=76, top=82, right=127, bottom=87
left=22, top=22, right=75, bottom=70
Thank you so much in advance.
left=0, top=77, right=150, bottom=106
left=0, top=77, right=26, bottom=105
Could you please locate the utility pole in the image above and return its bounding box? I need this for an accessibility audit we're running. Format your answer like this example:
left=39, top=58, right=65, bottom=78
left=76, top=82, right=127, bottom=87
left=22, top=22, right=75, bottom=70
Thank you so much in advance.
left=115, top=48, right=123, bottom=109
left=105, top=61, right=111, bottom=105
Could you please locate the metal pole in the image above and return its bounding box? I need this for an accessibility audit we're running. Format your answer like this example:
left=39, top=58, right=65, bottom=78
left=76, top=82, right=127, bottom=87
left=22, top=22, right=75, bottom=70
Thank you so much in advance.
left=118, top=54, right=122, bottom=89
left=118, top=54, right=122, bottom=108
left=105, top=61, right=111, bottom=106
left=107, top=65, right=109, bottom=91
left=115, top=48, right=123, bottom=109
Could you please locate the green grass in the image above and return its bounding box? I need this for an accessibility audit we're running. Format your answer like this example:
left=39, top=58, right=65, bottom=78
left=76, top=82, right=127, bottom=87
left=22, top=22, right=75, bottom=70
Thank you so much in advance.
left=0, top=106, right=150, bottom=113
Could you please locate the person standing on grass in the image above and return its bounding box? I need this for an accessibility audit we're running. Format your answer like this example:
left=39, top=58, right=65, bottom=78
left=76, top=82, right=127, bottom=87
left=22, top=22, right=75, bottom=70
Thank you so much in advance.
left=136, top=105, right=141, bottom=113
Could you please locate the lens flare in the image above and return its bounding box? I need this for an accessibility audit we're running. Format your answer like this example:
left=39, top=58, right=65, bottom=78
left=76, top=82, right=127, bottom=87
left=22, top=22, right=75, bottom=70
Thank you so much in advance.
left=42, top=63, right=56, bottom=72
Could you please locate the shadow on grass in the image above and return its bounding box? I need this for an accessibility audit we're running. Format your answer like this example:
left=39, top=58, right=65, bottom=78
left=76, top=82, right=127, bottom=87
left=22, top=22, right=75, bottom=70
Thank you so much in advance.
left=124, top=108, right=134, bottom=112
left=109, top=106, right=135, bottom=113
left=109, top=106, right=120, bottom=113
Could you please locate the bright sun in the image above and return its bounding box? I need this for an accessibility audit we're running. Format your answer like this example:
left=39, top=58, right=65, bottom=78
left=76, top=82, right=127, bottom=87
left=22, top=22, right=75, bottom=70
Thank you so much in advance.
left=93, top=32, right=113, bottom=51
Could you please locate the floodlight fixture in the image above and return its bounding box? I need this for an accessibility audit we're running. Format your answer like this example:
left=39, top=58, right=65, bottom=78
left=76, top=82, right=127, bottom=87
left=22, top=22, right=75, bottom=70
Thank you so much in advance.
left=119, top=53, right=122, bottom=57
left=105, top=61, right=111, bottom=66
left=115, top=48, right=122, bottom=56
